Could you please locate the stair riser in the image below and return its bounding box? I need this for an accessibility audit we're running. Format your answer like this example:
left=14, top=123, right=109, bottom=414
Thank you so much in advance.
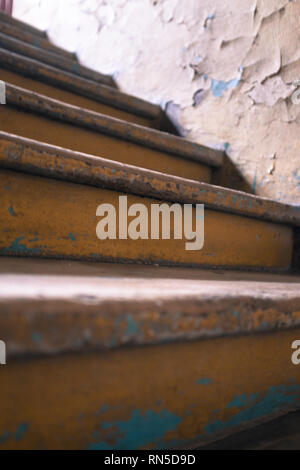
left=0, top=68, right=155, bottom=128
left=0, top=35, right=115, bottom=87
left=0, top=170, right=292, bottom=269
left=0, top=21, right=74, bottom=60
left=0, top=328, right=299, bottom=449
left=0, top=107, right=212, bottom=181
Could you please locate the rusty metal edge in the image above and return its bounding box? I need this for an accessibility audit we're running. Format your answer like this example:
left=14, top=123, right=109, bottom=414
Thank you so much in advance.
left=4, top=83, right=225, bottom=167
left=0, top=131, right=299, bottom=227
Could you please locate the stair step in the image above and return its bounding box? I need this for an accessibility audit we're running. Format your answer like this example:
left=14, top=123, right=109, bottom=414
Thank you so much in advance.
left=0, top=17, right=75, bottom=61
left=0, top=10, right=47, bottom=38
left=0, top=132, right=298, bottom=270
left=1, top=83, right=221, bottom=181
left=0, top=48, right=172, bottom=130
left=0, top=257, right=300, bottom=449
left=0, top=35, right=116, bottom=88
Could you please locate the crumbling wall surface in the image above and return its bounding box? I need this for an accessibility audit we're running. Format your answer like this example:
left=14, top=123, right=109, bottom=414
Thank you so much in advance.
left=13, top=0, right=300, bottom=203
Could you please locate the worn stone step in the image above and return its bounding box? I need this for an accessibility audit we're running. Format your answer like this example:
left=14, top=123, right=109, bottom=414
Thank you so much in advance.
left=0, top=17, right=75, bottom=60
left=0, top=83, right=222, bottom=181
left=0, top=10, right=47, bottom=38
left=0, top=47, right=174, bottom=130
left=0, top=257, right=300, bottom=449
left=0, top=132, right=298, bottom=270
left=0, top=35, right=116, bottom=88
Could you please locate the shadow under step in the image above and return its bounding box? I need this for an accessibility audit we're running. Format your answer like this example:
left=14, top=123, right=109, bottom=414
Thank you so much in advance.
left=0, top=83, right=222, bottom=181
left=0, top=257, right=300, bottom=449
left=0, top=132, right=298, bottom=271
left=0, top=48, right=174, bottom=131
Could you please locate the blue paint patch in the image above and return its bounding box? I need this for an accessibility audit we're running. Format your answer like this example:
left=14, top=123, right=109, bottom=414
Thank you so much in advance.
left=252, top=168, right=257, bottom=194
left=0, top=431, right=11, bottom=445
left=0, top=423, right=29, bottom=445
left=126, top=315, right=139, bottom=336
left=32, top=332, right=41, bottom=343
left=224, top=142, right=230, bottom=152
left=233, top=310, right=239, bottom=318
left=33, top=37, right=40, bottom=47
left=69, top=232, right=77, bottom=241
left=2, top=237, right=43, bottom=255
left=95, top=404, right=109, bottom=417
left=205, top=384, right=299, bottom=435
left=9, top=206, right=16, bottom=216
left=227, top=394, right=247, bottom=409
left=15, top=423, right=29, bottom=441
left=293, top=169, right=300, bottom=190
left=196, top=378, right=212, bottom=386
left=72, top=63, right=80, bottom=73
left=5, top=186, right=11, bottom=191
left=89, top=409, right=182, bottom=450
left=211, top=77, right=241, bottom=98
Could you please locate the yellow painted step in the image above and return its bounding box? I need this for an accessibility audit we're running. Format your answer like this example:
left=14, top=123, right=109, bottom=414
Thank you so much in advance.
left=0, top=257, right=300, bottom=449
left=0, top=84, right=222, bottom=182
left=0, top=46, right=173, bottom=130
left=0, top=133, right=297, bottom=270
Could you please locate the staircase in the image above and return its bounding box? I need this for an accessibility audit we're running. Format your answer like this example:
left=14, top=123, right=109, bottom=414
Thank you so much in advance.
left=0, top=13, right=300, bottom=450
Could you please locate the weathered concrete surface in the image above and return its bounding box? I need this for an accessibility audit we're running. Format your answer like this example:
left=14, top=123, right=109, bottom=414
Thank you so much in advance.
left=13, top=0, right=300, bottom=203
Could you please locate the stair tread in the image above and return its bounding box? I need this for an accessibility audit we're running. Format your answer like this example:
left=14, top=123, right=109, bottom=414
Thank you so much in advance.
left=0, top=49, right=161, bottom=119
left=0, top=10, right=47, bottom=38
left=1, top=257, right=300, bottom=359
left=0, top=37, right=116, bottom=88
left=3, top=83, right=224, bottom=168
left=1, top=131, right=299, bottom=227
left=0, top=17, right=75, bottom=61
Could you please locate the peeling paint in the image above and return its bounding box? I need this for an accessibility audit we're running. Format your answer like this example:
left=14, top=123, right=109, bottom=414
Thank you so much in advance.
left=211, top=77, right=241, bottom=98
left=89, top=409, right=182, bottom=450
left=205, top=384, right=299, bottom=435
